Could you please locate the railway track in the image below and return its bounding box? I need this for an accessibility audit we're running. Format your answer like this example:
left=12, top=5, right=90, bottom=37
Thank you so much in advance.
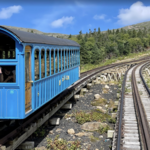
left=1, top=57, right=150, bottom=150
left=116, top=61, right=150, bottom=150
left=80, top=56, right=150, bottom=78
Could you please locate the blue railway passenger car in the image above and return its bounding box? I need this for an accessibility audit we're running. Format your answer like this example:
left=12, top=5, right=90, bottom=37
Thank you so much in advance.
left=0, top=26, right=80, bottom=120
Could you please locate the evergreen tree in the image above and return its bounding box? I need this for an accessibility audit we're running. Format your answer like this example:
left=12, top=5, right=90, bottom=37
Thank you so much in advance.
left=91, top=44, right=101, bottom=64
left=116, top=29, right=119, bottom=34
left=98, top=27, right=101, bottom=35
left=68, top=34, right=72, bottom=38
left=132, top=29, right=137, bottom=38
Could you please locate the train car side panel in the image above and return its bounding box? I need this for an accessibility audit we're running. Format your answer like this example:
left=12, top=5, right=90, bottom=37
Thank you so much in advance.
left=33, top=66, right=79, bottom=111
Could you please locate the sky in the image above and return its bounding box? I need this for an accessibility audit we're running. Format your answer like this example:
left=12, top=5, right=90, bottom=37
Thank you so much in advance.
left=1, top=0, right=150, bottom=35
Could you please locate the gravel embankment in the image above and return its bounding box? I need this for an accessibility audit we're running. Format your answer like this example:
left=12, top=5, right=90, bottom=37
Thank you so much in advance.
left=27, top=82, right=119, bottom=150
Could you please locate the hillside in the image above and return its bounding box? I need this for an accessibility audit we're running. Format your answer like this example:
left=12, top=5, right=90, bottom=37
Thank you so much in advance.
left=122, top=21, right=150, bottom=30
left=2, top=21, right=150, bottom=39
left=3, top=25, right=69, bottom=38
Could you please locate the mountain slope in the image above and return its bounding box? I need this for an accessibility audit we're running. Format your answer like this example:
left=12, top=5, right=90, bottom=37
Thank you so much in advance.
left=3, top=25, right=69, bottom=38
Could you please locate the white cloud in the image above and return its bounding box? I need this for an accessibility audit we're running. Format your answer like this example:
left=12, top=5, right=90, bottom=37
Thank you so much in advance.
left=0, top=5, right=22, bottom=19
left=105, top=19, right=111, bottom=22
left=93, top=14, right=106, bottom=20
left=117, top=1, right=150, bottom=25
left=51, top=16, right=74, bottom=28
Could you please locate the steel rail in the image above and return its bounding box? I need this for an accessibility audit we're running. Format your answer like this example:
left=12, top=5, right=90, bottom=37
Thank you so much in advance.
left=132, top=63, right=150, bottom=150
left=140, top=62, right=150, bottom=95
left=116, top=64, right=130, bottom=150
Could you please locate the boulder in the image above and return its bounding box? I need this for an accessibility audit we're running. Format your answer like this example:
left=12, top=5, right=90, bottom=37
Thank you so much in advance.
left=105, top=85, right=109, bottom=89
left=96, top=106, right=107, bottom=113
left=75, top=132, right=93, bottom=137
left=105, top=104, right=108, bottom=108
left=67, top=128, right=75, bottom=135
left=56, top=128, right=62, bottom=132
left=94, top=94, right=101, bottom=99
left=81, top=122, right=107, bottom=131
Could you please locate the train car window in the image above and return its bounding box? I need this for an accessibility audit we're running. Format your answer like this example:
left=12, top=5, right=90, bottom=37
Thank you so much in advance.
left=77, top=51, right=80, bottom=65
left=34, top=50, right=40, bottom=80
left=41, top=50, right=45, bottom=78
left=72, top=50, right=74, bottom=67
left=74, top=50, right=75, bottom=66
left=65, top=50, right=67, bottom=69
left=59, top=50, right=61, bottom=72
left=55, top=50, right=58, bottom=73
left=75, top=50, right=76, bottom=66
left=62, top=50, right=64, bottom=71
left=68, top=50, right=69, bottom=68
left=76, top=50, right=77, bottom=65
left=46, top=50, right=50, bottom=76
left=51, top=50, right=54, bottom=75
left=73, top=50, right=74, bottom=67
left=70, top=50, right=71, bottom=67
left=0, top=33, right=15, bottom=59
left=74, top=50, right=76, bottom=66
left=0, top=66, right=16, bottom=83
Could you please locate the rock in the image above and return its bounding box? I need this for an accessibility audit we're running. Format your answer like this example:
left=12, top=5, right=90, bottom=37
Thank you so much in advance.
left=117, top=93, right=121, bottom=98
left=105, top=104, right=108, bottom=108
left=96, top=106, right=107, bottom=113
left=111, top=113, right=117, bottom=118
left=66, top=117, right=71, bottom=120
left=94, top=94, right=101, bottom=99
left=67, top=128, right=75, bottom=135
left=105, top=85, right=109, bottom=89
left=74, top=95, right=80, bottom=99
left=114, top=101, right=119, bottom=106
left=56, top=128, right=62, bottom=132
left=68, top=141, right=74, bottom=144
left=75, top=132, right=93, bottom=137
left=49, top=130, right=53, bottom=134
left=87, top=83, right=92, bottom=89
left=81, top=122, right=107, bottom=131
left=58, top=138, right=62, bottom=141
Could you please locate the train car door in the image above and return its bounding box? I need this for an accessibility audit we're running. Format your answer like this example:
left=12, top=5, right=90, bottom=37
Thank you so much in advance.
left=25, top=46, right=32, bottom=113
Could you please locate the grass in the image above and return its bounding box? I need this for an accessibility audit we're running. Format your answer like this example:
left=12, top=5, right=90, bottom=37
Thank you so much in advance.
left=108, top=118, right=116, bottom=124
left=145, top=77, right=150, bottom=88
left=108, top=100, right=115, bottom=109
left=46, top=135, right=81, bottom=150
left=125, top=87, right=131, bottom=94
left=73, top=109, right=111, bottom=124
left=102, top=88, right=109, bottom=94
left=81, top=50, right=150, bottom=73
left=91, top=98, right=107, bottom=106
left=108, top=80, right=119, bottom=85
left=90, top=135, right=99, bottom=142
left=98, top=125, right=110, bottom=134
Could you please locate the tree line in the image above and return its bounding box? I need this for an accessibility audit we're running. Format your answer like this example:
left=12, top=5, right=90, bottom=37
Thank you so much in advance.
left=68, top=27, right=150, bottom=64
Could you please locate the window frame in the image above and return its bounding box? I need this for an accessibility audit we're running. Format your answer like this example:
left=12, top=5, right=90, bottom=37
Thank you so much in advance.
left=0, top=32, right=16, bottom=60
left=34, top=49, right=40, bottom=81
left=46, top=49, right=50, bottom=77
left=41, top=49, right=45, bottom=78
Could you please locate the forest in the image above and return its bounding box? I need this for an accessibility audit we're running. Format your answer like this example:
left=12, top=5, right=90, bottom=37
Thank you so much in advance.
left=68, top=27, right=150, bottom=65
